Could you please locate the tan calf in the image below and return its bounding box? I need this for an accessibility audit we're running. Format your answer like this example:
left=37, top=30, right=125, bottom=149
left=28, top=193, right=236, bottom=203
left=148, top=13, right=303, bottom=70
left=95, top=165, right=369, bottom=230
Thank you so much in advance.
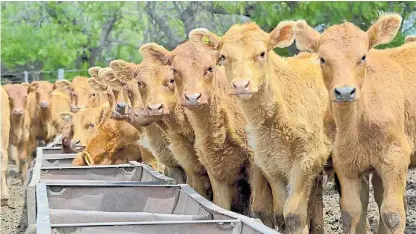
left=190, top=22, right=330, bottom=233
left=111, top=56, right=212, bottom=199
left=1, top=87, right=11, bottom=206
left=106, top=62, right=186, bottom=183
left=294, top=13, right=416, bottom=234
left=4, top=84, right=29, bottom=173
left=138, top=41, right=253, bottom=214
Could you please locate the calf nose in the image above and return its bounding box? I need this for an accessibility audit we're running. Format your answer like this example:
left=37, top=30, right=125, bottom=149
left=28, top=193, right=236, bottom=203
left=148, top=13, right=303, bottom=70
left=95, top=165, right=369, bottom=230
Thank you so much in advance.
left=184, top=93, right=202, bottom=105
left=12, top=108, right=24, bottom=116
left=232, top=80, right=250, bottom=90
left=40, top=101, right=49, bottom=108
left=334, top=86, right=356, bottom=102
left=146, top=103, right=164, bottom=115
left=116, top=102, right=127, bottom=114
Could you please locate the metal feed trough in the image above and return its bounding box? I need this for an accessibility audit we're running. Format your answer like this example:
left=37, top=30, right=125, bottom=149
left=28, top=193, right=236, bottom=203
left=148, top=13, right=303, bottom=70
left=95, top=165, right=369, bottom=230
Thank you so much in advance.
left=27, top=147, right=175, bottom=227
left=35, top=182, right=278, bottom=234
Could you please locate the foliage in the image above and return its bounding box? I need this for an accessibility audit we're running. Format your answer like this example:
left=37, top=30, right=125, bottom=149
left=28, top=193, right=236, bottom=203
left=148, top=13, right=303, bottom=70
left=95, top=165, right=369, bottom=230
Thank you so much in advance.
left=1, top=1, right=415, bottom=82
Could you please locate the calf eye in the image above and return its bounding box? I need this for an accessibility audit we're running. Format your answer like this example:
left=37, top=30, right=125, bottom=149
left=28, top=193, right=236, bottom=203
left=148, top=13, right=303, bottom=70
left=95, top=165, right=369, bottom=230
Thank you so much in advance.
left=320, top=57, right=326, bottom=64
left=361, top=55, right=367, bottom=61
left=207, top=67, right=213, bottom=73
left=260, top=52, right=266, bottom=58
left=137, top=81, right=143, bottom=88
left=169, top=79, right=175, bottom=84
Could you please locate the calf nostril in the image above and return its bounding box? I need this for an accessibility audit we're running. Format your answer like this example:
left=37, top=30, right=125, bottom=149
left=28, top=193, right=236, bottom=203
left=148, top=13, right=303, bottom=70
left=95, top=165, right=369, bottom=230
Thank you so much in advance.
left=244, top=81, right=250, bottom=88
left=334, top=89, right=341, bottom=96
left=157, top=104, right=163, bottom=110
left=232, top=82, right=237, bottom=89
left=185, top=95, right=190, bottom=101
left=350, top=88, right=356, bottom=95
left=196, top=93, right=202, bottom=100
left=147, top=106, right=152, bottom=111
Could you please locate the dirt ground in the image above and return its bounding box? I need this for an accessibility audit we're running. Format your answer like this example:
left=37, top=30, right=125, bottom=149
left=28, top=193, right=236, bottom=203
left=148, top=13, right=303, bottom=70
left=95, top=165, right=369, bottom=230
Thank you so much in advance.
left=0, top=160, right=415, bottom=234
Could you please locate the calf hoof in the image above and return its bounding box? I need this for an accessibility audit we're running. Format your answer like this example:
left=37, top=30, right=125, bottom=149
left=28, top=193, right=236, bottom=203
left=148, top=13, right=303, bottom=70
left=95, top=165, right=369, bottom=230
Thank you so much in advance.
left=1, top=198, right=9, bottom=207
left=274, top=215, right=286, bottom=232
left=382, top=212, right=401, bottom=232
left=285, top=213, right=301, bottom=233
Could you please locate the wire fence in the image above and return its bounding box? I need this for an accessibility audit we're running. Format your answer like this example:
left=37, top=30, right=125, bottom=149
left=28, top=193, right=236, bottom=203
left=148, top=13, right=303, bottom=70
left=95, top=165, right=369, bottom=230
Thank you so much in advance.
left=1, top=69, right=90, bottom=84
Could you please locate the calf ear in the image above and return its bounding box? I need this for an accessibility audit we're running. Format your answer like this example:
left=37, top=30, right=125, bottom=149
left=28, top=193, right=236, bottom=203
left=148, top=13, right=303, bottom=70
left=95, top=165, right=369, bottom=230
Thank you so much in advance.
left=28, top=82, right=39, bottom=93
left=367, top=12, right=402, bottom=48
left=88, top=66, right=101, bottom=79
left=110, top=60, right=137, bottom=82
left=189, top=28, right=221, bottom=51
left=139, top=43, right=173, bottom=65
left=53, top=80, right=72, bottom=91
left=98, top=106, right=111, bottom=125
left=269, top=21, right=295, bottom=50
left=21, top=82, right=30, bottom=89
left=99, top=67, right=126, bottom=90
left=294, top=20, right=321, bottom=52
left=88, top=78, right=107, bottom=92
left=405, top=35, right=416, bottom=44
left=60, top=111, right=73, bottom=123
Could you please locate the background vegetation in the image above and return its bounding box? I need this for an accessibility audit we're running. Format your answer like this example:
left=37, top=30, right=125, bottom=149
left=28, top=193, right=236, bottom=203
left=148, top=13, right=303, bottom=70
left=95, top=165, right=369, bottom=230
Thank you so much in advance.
left=1, top=1, right=415, bottom=82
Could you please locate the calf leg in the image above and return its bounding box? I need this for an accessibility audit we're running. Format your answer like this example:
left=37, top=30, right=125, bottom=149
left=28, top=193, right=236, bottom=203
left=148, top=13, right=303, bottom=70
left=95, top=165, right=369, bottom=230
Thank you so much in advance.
left=372, top=172, right=389, bottom=234
left=356, top=176, right=369, bottom=234
left=1, top=147, right=9, bottom=206
left=377, top=163, right=407, bottom=234
left=265, top=173, right=287, bottom=233
left=251, top=165, right=274, bottom=228
left=208, top=172, right=232, bottom=210
left=8, top=144, right=19, bottom=166
left=186, top=170, right=211, bottom=200
left=308, top=177, right=324, bottom=234
left=20, top=135, right=36, bottom=184
left=165, top=167, right=186, bottom=184
left=283, top=162, right=315, bottom=234
left=337, top=170, right=364, bottom=234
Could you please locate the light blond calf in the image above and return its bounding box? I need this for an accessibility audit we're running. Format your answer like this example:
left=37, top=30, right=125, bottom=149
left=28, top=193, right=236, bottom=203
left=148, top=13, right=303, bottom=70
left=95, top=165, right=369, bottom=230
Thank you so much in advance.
left=110, top=60, right=187, bottom=184
left=189, top=22, right=330, bottom=233
left=138, top=41, right=254, bottom=215
left=294, top=13, right=416, bottom=234
left=111, top=56, right=212, bottom=199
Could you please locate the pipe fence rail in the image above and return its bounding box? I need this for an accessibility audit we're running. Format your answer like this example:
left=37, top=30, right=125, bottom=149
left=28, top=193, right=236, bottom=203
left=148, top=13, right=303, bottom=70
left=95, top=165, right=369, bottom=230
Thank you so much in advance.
left=1, top=69, right=89, bottom=84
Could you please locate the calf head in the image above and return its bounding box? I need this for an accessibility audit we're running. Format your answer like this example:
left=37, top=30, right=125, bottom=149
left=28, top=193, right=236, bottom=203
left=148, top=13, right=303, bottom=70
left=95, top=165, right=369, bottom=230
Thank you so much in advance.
left=60, top=106, right=108, bottom=150
left=29, top=81, right=54, bottom=109
left=136, top=42, right=221, bottom=108
left=189, top=21, right=295, bottom=100
left=70, top=76, right=99, bottom=112
left=294, top=13, right=402, bottom=105
left=136, top=44, right=180, bottom=117
left=98, top=67, right=131, bottom=115
left=110, top=60, right=159, bottom=126
left=5, top=83, right=30, bottom=116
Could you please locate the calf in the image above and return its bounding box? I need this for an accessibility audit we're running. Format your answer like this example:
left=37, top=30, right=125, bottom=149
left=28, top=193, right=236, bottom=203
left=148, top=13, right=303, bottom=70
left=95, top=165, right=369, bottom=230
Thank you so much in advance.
left=111, top=57, right=212, bottom=199
left=294, top=13, right=416, bottom=234
left=21, top=81, right=56, bottom=182
left=189, top=22, right=331, bottom=233
left=1, top=87, right=11, bottom=206
left=4, top=84, right=29, bottom=170
left=138, top=42, right=254, bottom=214
left=109, top=62, right=186, bottom=183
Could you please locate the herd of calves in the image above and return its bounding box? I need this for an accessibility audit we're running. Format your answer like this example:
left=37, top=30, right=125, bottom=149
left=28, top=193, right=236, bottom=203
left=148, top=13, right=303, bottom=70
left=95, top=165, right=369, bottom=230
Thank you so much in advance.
left=1, top=12, right=416, bottom=234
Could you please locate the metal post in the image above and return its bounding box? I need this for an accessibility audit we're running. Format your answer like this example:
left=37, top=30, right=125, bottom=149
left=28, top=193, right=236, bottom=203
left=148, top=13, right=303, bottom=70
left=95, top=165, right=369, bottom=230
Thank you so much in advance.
left=57, top=69, right=64, bottom=80
left=24, top=71, right=29, bottom=83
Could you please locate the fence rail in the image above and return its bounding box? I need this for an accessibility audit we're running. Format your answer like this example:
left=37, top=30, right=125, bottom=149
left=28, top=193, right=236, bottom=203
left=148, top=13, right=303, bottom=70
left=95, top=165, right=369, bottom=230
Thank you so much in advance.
left=1, top=69, right=89, bottom=84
